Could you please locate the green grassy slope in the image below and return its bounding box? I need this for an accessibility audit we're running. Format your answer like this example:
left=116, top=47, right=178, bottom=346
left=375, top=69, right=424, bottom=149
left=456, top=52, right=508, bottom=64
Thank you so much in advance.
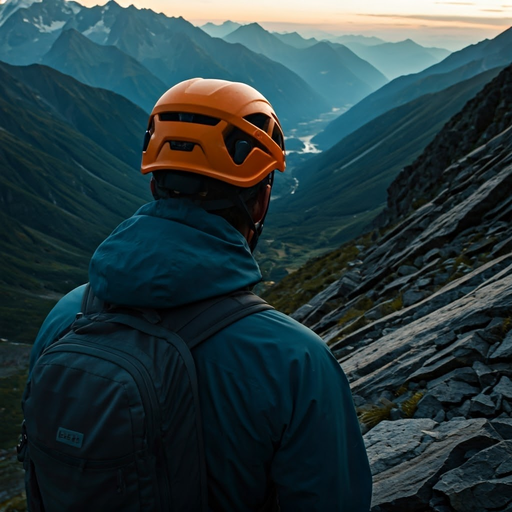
left=0, top=63, right=151, bottom=342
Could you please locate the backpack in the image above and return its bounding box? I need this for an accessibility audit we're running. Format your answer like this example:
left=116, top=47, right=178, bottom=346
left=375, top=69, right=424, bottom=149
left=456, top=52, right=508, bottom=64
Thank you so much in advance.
left=18, top=286, right=274, bottom=512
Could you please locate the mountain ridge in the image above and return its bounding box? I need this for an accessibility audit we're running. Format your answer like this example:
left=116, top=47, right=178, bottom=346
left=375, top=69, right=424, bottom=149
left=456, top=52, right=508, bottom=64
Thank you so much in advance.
left=0, top=0, right=330, bottom=128
left=314, top=26, right=512, bottom=149
left=42, top=28, right=167, bottom=112
left=224, top=22, right=388, bottom=107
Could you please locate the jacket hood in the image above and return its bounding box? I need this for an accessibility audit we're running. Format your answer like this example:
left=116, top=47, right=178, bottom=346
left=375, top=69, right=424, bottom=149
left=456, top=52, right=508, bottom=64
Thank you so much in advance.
left=89, top=199, right=262, bottom=308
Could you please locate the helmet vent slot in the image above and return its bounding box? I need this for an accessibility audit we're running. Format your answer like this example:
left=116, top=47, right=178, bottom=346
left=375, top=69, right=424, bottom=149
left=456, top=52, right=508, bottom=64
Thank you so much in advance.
left=169, top=141, right=196, bottom=152
left=244, top=113, right=270, bottom=132
left=272, top=124, right=285, bottom=151
left=160, top=112, right=220, bottom=126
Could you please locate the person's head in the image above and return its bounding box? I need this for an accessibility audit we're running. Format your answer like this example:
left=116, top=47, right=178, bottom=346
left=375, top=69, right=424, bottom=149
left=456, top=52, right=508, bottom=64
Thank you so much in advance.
left=140, top=78, right=286, bottom=251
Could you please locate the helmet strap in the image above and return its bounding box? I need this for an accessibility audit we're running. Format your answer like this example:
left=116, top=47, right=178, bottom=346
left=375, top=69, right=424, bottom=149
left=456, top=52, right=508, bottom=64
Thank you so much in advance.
left=233, top=175, right=273, bottom=252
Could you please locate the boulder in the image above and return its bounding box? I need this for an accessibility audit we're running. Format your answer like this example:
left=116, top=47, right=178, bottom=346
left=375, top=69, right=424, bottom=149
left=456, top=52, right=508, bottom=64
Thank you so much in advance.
left=433, top=440, right=512, bottom=511
left=494, top=376, right=512, bottom=400
left=469, top=393, right=496, bottom=416
left=366, top=418, right=512, bottom=511
left=430, top=381, right=480, bottom=405
left=489, top=329, right=512, bottom=360
left=414, top=394, right=444, bottom=420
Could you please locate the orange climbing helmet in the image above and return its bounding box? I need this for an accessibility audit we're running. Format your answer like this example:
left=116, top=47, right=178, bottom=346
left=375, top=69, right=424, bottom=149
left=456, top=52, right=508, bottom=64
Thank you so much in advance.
left=141, top=78, right=286, bottom=188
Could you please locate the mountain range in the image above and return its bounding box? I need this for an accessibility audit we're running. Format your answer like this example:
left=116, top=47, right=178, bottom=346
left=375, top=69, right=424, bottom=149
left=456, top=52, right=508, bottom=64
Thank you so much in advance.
left=0, top=0, right=328, bottom=125
left=314, top=26, right=512, bottom=149
left=344, top=39, right=451, bottom=80
left=224, top=23, right=388, bottom=107
left=200, top=20, right=241, bottom=38
left=41, top=28, right=167, bottom=113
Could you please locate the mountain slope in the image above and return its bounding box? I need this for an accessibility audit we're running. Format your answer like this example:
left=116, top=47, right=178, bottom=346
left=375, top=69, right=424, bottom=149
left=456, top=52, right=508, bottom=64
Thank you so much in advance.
left=225, top=23, right=388, bottom=107
left=42, top=28, right=167, bottom=112
left=314, top=26, right=512, bottom=149
left=0, top=62, right=150, bottom=342
left=264, top=63, right=512, bottom=512
left=346, top=39, right=451, bottom=80
left=259, top=66, right=504, bottom=280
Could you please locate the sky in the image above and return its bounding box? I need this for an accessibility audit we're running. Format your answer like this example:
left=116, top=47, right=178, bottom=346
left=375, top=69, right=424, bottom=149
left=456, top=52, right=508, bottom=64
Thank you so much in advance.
left=5, top=0, right=510, bottom=50
left=71, top=0, right=510, bottom=50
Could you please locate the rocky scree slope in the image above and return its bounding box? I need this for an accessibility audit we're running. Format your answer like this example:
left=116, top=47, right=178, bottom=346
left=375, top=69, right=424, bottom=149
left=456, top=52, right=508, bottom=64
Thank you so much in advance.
left=274, top=64, right=512, bottom=511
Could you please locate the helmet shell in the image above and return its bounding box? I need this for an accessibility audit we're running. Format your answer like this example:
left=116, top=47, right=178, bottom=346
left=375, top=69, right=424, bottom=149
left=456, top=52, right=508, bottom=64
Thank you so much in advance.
left=141, top=78, right=286, bottom=188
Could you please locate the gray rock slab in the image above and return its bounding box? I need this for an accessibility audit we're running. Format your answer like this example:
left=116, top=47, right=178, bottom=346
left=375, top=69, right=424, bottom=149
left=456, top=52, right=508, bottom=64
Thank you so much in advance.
left=473, top=361, right=499, bottom=387
left=494, top=376, right=512, bottom=400
left=427, top=367, right=478, bottom=389
left=410, top=332, right=490, bottom=384
left=364, top=419, right=438, bottom=476
left=291, top=279, right=341, bottom=323
left=341, top=269, right=512, bottom=399
left=367, top=418, right=508, bottom=511
left=489, top=329, right=512, bottom=360
left=491, top=234, right=512, bottom=257
left=430, top=380, right=480, bottom=405
left=398, top=265, right=418, bottom=276
left=433, top=441, right=512, bottom=512
left=470, top=393, right=496, bottom=416
left=403, top=289, right=427, bottom=308
left=414, top=394, right=444, bottom=420
left=413, top=166, right=512, bottom=251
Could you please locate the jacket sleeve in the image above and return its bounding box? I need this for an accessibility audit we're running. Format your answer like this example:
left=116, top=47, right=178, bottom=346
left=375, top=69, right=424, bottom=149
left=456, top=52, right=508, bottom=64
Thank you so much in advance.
left=29, top=284, right=87, bottom=375
left=269, top=328, right=372, bottom=512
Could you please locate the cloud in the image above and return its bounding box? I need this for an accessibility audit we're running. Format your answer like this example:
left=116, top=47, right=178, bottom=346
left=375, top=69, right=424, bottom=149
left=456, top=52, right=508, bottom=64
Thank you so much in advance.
left=359, top=13, right=512, bottom=26
left=435, top=2, right=475, bottom=4
left=481, top=9, right=504, bottom=12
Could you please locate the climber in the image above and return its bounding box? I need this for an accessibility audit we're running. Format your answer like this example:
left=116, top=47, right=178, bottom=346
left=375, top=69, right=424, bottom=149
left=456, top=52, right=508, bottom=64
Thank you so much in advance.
left=24, top=78, right=372, bottom=511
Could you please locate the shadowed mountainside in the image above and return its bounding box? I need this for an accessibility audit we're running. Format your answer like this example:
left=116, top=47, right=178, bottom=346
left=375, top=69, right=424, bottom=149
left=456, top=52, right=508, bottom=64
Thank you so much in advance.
left=42, top=28, right=167, bottom=113
left=0, top=61, right=150, bottom=343
left=265, top=63, right=512, bottom=511
left=259, top=65, right=505, bottom=281
left=313, top=26, right=512, bottom=149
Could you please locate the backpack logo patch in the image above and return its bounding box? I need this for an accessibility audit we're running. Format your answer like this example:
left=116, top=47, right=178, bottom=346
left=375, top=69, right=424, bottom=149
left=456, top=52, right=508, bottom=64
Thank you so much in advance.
left=56, top=427, right=84, bottom=449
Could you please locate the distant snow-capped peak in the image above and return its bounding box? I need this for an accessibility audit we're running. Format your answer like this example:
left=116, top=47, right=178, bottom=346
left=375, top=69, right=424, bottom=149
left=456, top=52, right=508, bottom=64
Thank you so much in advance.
left=0, top=0, right=41, bottom=26
left=0, top=0, right=82, bottom=28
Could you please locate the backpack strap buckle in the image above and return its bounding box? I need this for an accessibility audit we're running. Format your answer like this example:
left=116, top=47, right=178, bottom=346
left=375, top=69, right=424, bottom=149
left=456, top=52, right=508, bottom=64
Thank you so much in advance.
left=17, top=420, right=28, bottom=463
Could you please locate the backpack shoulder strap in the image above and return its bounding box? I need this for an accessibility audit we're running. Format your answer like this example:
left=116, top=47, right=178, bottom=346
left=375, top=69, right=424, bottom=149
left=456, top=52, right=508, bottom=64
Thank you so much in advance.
left=162, top=290, right=274, bottom=349
left=80, top=283, right=106, bottom=315
left=79, top=289, right=274, bottom=350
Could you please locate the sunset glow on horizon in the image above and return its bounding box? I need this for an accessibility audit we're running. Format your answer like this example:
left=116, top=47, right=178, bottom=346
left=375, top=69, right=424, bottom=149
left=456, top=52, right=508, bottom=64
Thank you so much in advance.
left=3, top=0, right=511, bottom=49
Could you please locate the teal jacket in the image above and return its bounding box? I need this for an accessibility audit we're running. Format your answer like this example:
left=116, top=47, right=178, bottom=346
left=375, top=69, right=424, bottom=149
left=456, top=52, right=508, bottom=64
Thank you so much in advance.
left=30, top=199, right=372, bottom=511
